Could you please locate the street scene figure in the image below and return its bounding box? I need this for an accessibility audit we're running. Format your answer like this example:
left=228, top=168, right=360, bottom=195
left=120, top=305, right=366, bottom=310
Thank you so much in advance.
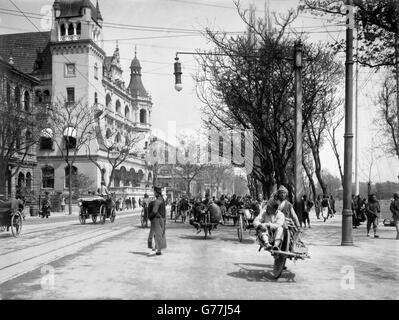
left=366, top=194, right=380, bottom=238
left=147, top=186, right=166, bottom=256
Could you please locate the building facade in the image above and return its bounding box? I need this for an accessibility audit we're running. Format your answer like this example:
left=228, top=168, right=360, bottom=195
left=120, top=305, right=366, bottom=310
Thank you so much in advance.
left=0, top=0, right=153, bottom=209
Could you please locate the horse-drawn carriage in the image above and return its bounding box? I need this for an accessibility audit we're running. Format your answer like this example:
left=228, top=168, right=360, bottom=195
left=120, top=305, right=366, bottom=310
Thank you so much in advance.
left=78, top=196, right=116, bottom=224
left=0, top=199, right=24, bottom=237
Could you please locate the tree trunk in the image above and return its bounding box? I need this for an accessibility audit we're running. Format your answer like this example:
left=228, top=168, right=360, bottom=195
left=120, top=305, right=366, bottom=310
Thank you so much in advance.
left=302, top=158, right=317, bottom=203
left=0, top=161, right=7, bottom=198
left=68, top=162, right=72, bottom=215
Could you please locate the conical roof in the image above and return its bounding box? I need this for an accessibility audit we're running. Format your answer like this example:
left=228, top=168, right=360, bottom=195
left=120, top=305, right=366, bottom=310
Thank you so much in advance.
left=128, top=51, right=148, bottom=97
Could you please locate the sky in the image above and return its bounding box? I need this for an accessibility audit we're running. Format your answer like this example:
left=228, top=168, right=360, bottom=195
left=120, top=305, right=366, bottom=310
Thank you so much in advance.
left=1, top=0, right=398, bottom=183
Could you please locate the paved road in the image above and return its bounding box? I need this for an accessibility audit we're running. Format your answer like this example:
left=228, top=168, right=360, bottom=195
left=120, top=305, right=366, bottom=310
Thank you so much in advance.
left=0, top=210, right=398, bottom=300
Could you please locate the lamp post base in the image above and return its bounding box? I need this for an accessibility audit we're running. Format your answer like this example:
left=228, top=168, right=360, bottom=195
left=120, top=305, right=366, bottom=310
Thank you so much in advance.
left=341, top=209, right=354, bottom=246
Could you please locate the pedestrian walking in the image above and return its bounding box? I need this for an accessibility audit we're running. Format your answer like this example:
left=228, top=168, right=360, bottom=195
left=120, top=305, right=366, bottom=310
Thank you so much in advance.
left=321, top=195, right=330, bottom=222
left=132, top=197, right=136, bottom=209
left=352, top=195, right=359, bottom=228
left=60, top=195, right=65, bottom=213
left=329, top=195, right=336, bottom=218
left=365, top=194, right=380, bottom=238
left=148, top=186, right=167, bottom=256
left=389, top=192, right=399, bottom=240
left=315, top=195, right=321, bottom=219
left=302, top=195, right=312, bottom=228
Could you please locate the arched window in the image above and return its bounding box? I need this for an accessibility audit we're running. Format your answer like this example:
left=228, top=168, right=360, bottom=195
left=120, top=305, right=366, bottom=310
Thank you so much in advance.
left=43, top=90, right=50, bottom=103
left=61, top=24, right=66, bottom=36
left=35, top=90, right=42, bottom=103
left=94, top=63, right=98, bottom=79
left=25, top=130, right=32, bottom=154
left=65, top=165, right=77, bottom=188
left=140, top=109, right=146, bottom=124
left=26, top=172, right=32, bottom=191
left=116, top=100, right=121, bottom=114
left=42, top=166, right=54, bottom=189
left=115, top=132, right=121, bottom=144
left=76, top=23, right=81, bottom=35
left=125, top=106, right=130, bottom=118
left=94, top=92, right=98, bottom=104
left=40, top=128, right=53, bottom=150
left=24, top=91, right=30, bottom=111
left=15, top=86, right=20, bottom=109
left=106, top=94, right=111, bottom=108
left=68, top=23, right=74, bottom=36
left=101, top=168, right=106, bottom=185
left=105, top=128, right=112, bottom=139
left=63, top=127, right=77, bottom=149
left=17, top=172, right=25, bottom=188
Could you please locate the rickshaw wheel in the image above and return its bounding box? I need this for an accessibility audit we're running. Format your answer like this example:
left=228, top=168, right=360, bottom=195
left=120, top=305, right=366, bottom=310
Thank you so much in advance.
left=273, top=254, right=287, bottom=279
left=79, top=208, right=86, bottom=224
left=99, top=205, right=106, bottom=224
left=237, top=214, right=243, bottom=242
left=110, top=208, right=116, bottom=223
left=11, top=211, right=22, bottom=237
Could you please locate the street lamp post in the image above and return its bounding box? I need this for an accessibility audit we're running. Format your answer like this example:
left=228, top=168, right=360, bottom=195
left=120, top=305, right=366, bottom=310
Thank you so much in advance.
left=294, top=41, right=304, bottom=217
left=342, top=0, right=354, bottom=246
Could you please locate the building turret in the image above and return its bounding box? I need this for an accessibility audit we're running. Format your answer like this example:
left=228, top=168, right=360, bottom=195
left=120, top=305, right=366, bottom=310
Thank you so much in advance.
left=128, top=48, right=148, bottom=97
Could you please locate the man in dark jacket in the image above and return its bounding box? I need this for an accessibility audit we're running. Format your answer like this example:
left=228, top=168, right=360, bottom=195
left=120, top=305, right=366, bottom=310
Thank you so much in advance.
left=389, top=192, right=399, bottom=240
left=148, top=186, right=166, bottom=256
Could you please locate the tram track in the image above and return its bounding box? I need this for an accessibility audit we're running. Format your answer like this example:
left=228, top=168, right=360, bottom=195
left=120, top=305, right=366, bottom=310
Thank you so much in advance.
left=0, top=225, right=135, bottom=284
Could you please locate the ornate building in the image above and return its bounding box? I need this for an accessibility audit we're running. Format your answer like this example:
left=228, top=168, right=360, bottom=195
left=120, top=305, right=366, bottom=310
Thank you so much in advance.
left=0, top=0, right=153, bottom=208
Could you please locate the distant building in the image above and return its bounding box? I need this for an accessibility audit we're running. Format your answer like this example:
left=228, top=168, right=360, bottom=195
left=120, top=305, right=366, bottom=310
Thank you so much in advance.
left=0, top=55, right=40, bottom=201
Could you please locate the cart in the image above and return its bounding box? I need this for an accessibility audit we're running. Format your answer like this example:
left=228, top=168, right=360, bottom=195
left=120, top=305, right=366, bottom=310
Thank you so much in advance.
left=0, top=200, right=23, bottom=237
left=78, top=196, right=116, bottom=225
left=223, top=205, right=239, bottom=225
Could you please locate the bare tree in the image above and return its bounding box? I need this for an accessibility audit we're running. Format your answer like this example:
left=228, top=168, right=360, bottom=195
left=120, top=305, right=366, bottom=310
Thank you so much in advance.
left=86, top=123, right=144, bottom=188
left=0, top=92, right=47, bottom=198
left=49, top=98, right=102, bottom=214
left=326, top=111, right=345, bottom=187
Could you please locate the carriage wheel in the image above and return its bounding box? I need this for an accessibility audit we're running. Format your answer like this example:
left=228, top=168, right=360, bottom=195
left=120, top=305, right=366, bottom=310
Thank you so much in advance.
left=11, top=211, right=22, bottom=237
left=91, top=214, right=97, bottom=224
left=79, top=208, right=87, bottom=224
left=99, top=205, right=106, bottom=224
left=110, top=208, right=116, bottom=223
left=237, top=214, right=244, bottom=242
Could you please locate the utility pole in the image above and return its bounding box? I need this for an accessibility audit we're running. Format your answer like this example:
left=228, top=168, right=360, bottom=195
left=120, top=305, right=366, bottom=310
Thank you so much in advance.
left=355, top=20, right=359, bottom=196
left=294, top=40, right=303, bottom=218
left=396, top=32, right=399, bottom=158
left=342, top=0, right=354, bottom=246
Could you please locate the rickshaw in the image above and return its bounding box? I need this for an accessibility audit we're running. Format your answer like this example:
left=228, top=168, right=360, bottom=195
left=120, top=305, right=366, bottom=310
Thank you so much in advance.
left=0, top=199, right=24, bottom=237
left=190, top=203, right=221, bottom=239
left=78, top=195, right=116, bottom=225
left=256, top=218, right=310, bottom=279
left=237, top=208, right=256, bottom=242
left=223, top=205, right=239, bottom=225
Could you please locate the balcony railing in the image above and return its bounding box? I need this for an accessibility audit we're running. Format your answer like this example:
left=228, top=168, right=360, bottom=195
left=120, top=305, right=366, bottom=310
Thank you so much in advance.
left=60, top=35, right=81, bottom=41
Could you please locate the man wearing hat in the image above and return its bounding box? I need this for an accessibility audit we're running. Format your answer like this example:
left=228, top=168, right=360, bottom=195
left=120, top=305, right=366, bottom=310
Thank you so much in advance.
left=148, top=186, right=167, bottom=256
left=275, top=185, right=301, bottom=229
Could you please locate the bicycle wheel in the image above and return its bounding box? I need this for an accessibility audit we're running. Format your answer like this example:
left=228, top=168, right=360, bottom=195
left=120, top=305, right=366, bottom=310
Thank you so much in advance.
left=11, top=211, right=22, bottom=237
left=237, top=214, right=243, bottom=242
left=110, top=208, right=116, bottom=223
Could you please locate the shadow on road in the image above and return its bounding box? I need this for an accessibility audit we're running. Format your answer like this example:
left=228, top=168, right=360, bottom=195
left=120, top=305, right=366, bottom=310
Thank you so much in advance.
left=220, top=237, right=255, bottom=244
left=227, top=263, right=296, bottom=283
left=179, top=235, right=214, bottom=240
left=129, top=251, right=150, bottom=256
